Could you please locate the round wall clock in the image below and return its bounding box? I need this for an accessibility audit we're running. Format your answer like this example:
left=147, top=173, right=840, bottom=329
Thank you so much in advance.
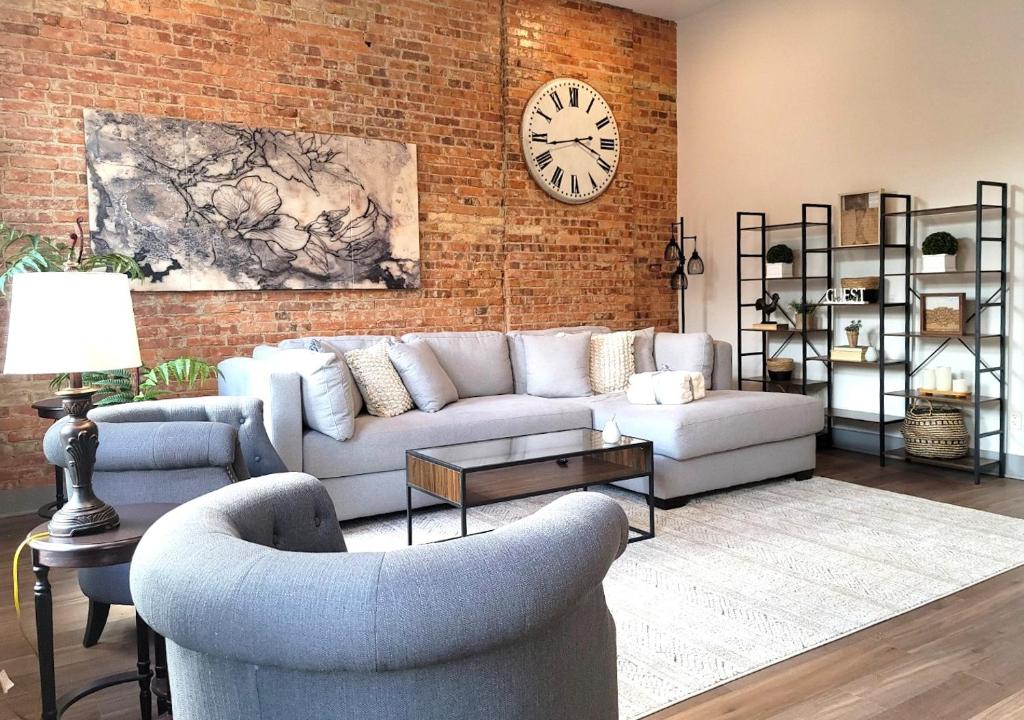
left=521, top=78, right=620, bottom=204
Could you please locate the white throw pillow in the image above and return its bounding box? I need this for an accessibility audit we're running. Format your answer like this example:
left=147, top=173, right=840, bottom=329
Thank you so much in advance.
left=344, top=341, right=414, bottom=418
left=590, top=331, right=635, bottom=394
left=521, top=332, right=593, bottom=398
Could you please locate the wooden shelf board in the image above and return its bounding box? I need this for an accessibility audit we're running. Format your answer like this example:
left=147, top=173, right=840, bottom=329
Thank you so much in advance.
left=884, top=270, right=1002, bottom=277
left=885, top=448, right=1001, bottom=473
left=809, top=356, right=906, bottom=366
left=742, top=376, right=829, bottom=389
left=740, top=221, right=830, bottom=231
left=884, top=390, right=1000, bottom=406
left=827, top=409, right=903, bottom=425
left=884, top=203, right=1003, bottom=218
left=884, top=332, right=1000, bottom=339
left=742, top=328, right=827, bottom=334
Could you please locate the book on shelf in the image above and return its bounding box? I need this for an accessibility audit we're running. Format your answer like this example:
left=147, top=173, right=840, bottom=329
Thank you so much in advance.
left=751, top=322, right=789, bottom=331
left=830, top=346, right=868, bottom=362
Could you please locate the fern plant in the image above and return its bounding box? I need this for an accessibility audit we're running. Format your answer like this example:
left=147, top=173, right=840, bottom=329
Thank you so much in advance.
left=0, top=220, right=142, bottom=294
left=49, top=358, right=221, bottom=406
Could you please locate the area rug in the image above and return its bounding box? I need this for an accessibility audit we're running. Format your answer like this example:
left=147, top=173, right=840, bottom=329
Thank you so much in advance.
left=341, top=477, right=1024, bottom=719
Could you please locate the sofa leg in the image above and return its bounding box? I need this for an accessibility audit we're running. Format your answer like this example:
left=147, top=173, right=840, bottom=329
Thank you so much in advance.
left=653, top=495, right=689, bottom=510
left=83, top=600, right=110, bottom=648
left=793, top=469, right=814, bottom=481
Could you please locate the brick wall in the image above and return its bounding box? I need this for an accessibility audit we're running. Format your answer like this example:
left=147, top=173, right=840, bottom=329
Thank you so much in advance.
left=0, top=0, right=677, bottom=496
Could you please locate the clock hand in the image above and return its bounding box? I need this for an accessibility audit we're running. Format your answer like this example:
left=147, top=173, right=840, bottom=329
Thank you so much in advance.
left=545, top=136, right=594, bottom=145
left=572, top=138, right=602, bottom=158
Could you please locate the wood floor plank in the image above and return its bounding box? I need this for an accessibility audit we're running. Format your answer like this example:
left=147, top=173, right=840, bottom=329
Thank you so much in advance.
left=2, top=448, right=1024, bottom=720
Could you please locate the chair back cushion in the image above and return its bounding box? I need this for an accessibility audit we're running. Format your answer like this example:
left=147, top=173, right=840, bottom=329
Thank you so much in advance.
left=654, top=332, right=715, bottom=386
left=401, top=331, right=513, bottom=398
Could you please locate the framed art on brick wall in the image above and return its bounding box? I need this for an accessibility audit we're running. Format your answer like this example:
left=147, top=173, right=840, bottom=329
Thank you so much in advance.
left=84, top=109, right=420, bottom=291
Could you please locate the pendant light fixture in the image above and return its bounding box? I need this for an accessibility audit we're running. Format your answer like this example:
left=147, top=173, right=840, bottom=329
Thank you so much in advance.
left=687, top=235, right=705, bottom=275
left=663, top=222, right=681, bottom=262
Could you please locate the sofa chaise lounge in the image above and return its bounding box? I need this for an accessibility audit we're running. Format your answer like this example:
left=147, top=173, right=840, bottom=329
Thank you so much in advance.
left=219, top=328, right=823, bottom=521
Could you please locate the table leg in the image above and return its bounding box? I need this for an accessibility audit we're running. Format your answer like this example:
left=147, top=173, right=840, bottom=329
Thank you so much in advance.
left=460, top=506, right=467, bottom=537
left=648, top=472, right=656, bottom=539
left=135, top=614, right=153, bottom=720
left=406, top=486, right=413, bottom=546
left=33, top=563, right=58, bottom=720
left=153, top=633, right=171, bottom=716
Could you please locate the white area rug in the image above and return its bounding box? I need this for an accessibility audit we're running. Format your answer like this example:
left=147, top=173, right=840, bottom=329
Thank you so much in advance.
left=341, top=477, right=1024, bottom=719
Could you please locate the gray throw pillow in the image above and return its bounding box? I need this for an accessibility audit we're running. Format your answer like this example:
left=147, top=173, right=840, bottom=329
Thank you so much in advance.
left=633, top=327, right=657, bottom=373
left=522, top=333, right=593, bottom=398
left=388, top=340, right=458, bottom=413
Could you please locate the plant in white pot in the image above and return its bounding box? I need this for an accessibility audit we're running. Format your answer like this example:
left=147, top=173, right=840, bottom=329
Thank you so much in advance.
left=765, top=244, right=794, bottom=278
left=921, top=231, right=958, bottom=273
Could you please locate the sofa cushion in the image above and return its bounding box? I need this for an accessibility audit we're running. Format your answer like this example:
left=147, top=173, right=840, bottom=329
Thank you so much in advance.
left=654, top=332, right=715, bottom=386
left=562, top=390, right=823, bottom=461
left=302, top=394, right=593, bottom=478
left=344, top=342, right=414, bottom=418
left=507, top=326, right=610, bottom=393
left=387, top=340, right=458, bottom=413
left=402, top=332, right=513, bottom=398
left=523, top=333, right=592, bottom=398
left=590, top=331, right=635, bottom=393
left=266, top=348, right=355, bottom=441
left=633, top=327, right=656, bottom=373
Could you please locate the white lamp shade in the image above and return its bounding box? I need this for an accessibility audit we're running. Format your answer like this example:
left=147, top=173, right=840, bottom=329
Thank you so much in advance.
left=4, top=272, right=142, bottom=376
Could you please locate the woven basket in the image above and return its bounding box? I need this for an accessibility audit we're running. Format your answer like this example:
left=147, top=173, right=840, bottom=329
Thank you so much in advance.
left=766, top=357, right=794, bottom=381
left=901, top=400, right=968, bottom=459
left=841, top=276, right=881, bottom=290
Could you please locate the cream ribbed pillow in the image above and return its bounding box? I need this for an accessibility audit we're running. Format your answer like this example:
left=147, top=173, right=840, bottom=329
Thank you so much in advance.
left=344, top=341, right=413, bottom=418
left=590, top=331, right=635, bottom=393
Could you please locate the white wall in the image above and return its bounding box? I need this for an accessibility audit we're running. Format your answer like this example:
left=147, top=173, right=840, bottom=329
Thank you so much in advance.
left=677, top=0, right=1023, bottom=471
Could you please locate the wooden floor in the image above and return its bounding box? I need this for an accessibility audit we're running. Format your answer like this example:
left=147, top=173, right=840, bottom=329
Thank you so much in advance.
left=2, top=448, right=1024, bottom=720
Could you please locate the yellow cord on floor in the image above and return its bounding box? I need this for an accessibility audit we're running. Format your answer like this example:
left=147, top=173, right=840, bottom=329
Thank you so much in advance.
left=12, top=533, right=49, bottom=618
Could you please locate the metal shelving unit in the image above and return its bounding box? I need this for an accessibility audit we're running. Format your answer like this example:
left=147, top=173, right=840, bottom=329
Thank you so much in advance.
left=736, top=204, right=833, bottom=443
left=879, top=181, right=1009, bottom=483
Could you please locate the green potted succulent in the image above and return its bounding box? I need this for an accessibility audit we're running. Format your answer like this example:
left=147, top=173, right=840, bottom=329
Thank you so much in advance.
left=788, top=300, right=819, bottom=330
left=845, top=319, right=863, bottom=347
left=766, top=244, right=794, bottom=278
left=921, top=231, right=958, bottom=273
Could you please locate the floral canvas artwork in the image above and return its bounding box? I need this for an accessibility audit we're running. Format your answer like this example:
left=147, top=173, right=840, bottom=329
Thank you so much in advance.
left=84, top=110, right=420, bottom=291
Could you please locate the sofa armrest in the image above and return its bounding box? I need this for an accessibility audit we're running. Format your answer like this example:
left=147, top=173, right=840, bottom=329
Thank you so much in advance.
left=44, top=420, right=238, bottom=472
left=219, top=357, right=303, bottom=472
left=712, top=340, right=733, bottom=390
left=132, top=476, right=627, bottom=673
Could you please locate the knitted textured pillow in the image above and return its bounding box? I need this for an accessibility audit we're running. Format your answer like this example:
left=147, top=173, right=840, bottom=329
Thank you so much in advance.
left=343, top=341, right=413, bottom=418
left=590, top=331, right=636, bottom=394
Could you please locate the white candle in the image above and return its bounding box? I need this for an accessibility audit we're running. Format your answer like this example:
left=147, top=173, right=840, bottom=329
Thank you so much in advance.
left=920, top=369, right=936, bottom=390
left=936, top=367, right=953, bottom=392
left=952, top=378, right=970, bottom=394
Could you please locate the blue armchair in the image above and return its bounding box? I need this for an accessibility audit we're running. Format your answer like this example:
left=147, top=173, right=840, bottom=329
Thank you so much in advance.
left=43, top=396, right=286, bottom=645
left=131, top=473, right=627, bottom=720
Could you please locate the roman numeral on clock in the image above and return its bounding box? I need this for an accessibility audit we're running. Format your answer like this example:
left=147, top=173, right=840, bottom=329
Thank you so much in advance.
left=535, top=150, right=553, bottom=169
left=586, top=97, right=595, bottom=113
left=596, top=156, right=611, bottom=173
left=551, top=166, right=564, bottom=189
left=595, top=116, right=610, bottom=129
left=569, top=87, right=579, bottom=107
left=571, top=174, right=580, bottom=194
left=550, top=91, right=563, bottom=111
left=537, top=109, right=552, bottom=123
left=589, top=173, right=598, bottom=189
left=532, top=132, right=548, bottom=143
left=600, top=138, right=616, bottom=150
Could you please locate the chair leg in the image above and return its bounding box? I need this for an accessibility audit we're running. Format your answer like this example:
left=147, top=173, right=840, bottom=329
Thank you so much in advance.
left=83, top=600, right=110, bottom=648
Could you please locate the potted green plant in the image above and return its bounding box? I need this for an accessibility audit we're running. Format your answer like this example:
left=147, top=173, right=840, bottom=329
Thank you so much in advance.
left=845, top=319, right=863, bottom=347
left=921, top=231, right=958, bottom=273
left=50, top=358, right=221, bottom=406
left=788, top=300, right=818, bottom=330
left=0, top=219, right=141, bottom=293
left=765, top=244, right=794, bottom=278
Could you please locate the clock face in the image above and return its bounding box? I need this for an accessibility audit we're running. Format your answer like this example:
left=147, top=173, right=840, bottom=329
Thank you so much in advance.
left=521, top=78, right=620, bottom=204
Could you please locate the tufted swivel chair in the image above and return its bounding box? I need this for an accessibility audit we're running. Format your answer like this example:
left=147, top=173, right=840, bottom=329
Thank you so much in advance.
left=131, top=473, right=627, bottom=720
left=43, top=396, right=286, bottom=646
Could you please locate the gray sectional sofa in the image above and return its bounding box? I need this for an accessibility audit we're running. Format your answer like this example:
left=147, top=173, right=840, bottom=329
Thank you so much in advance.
left=219, top=328, right=823, bottom=521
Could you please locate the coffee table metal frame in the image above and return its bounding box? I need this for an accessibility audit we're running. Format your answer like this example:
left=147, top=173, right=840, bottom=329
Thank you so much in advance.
left=405, top=428, right=655, bottom=545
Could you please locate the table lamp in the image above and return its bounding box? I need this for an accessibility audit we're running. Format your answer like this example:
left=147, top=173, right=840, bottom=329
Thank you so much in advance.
left=4, top=271, right=141, bottom=537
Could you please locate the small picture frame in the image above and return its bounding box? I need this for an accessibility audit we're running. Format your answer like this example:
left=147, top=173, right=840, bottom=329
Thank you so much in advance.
left=920, top=293, right=966, bottom=336
left=839, top=190, right=882, bottom=247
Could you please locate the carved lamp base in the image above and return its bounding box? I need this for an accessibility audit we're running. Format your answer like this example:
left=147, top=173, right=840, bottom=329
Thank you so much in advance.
left=47, top=387, right=120, bottom=538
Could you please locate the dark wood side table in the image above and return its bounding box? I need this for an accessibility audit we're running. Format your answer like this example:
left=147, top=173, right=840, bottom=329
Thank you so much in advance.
left=31, top=397, right=69, bottom=519
left=27, top=503, right=175, bottom=720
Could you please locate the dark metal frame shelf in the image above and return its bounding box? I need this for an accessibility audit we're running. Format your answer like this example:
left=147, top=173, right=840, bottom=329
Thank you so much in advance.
left=877, top=181, right=1009, bottom=483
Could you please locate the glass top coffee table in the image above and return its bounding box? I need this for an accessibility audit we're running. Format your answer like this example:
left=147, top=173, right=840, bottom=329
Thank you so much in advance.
left=405, top=428, right=654, bottom=545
